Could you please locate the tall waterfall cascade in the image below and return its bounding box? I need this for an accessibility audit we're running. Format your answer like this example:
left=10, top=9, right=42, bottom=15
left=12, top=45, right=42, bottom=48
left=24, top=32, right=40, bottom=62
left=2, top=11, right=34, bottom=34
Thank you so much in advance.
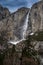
left=22, top=12, right=29, bottom=39
left=8, top=12, right=29, bottom=45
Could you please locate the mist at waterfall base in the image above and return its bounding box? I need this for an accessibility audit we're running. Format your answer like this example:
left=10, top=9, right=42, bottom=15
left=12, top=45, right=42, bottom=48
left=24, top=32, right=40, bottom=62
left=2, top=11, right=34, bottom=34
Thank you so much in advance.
left=8, top=12, right=33, bottom=45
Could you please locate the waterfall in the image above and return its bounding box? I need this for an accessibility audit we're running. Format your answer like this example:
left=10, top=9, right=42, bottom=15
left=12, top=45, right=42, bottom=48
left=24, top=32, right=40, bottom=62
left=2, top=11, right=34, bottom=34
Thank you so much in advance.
left=8, top=39, right=25, bottom=45
left=22, top=12, right=29, bottom=39
left=8, top=12, right=29, bottom=45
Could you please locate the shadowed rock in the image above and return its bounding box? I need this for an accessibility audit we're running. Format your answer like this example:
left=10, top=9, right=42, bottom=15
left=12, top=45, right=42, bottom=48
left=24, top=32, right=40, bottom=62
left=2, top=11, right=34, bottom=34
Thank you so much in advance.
left=0, top=5, right=10, bottom=20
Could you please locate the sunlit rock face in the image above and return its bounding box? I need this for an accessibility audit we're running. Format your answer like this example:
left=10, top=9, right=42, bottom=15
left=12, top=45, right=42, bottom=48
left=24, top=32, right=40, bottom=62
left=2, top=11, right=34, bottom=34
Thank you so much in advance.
left=0, top=7, right=31, bottom=44
left=29, top=1, right=43, bottom=65
left=0, top=5, right=10, bottom=20
left=0, top=2, right=43, bottom=65
left=0, top=7, right=32, bottom=65
left=30, top=1, right=43, bottom=33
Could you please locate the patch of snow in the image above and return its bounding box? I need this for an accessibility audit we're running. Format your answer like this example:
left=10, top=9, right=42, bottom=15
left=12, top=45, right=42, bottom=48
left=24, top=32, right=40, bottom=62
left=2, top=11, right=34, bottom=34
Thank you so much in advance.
left=30, top=32, right=34, bottom=35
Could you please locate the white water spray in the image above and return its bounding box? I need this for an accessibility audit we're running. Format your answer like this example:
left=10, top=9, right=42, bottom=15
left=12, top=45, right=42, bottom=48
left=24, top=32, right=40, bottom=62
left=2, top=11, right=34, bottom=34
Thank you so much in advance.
left=8, top=12, right=29, bottom=45
left=22, top=12, right=29, bottom=39
left=8, top=39, right=25, bottom=45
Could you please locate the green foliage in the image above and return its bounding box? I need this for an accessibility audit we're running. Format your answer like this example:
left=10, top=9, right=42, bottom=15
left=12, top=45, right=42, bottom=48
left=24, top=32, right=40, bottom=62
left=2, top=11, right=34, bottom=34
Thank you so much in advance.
left=22, top=46, right=37, bottom=59
left=22, top=30, right=43, bottom=63
left=28, top=31, right=43, bottom=41
left=12, top=45, right=15, bottom=53
left=22, top=39, right=37, bottom=61
left=0, top=53, right=5, bottom=65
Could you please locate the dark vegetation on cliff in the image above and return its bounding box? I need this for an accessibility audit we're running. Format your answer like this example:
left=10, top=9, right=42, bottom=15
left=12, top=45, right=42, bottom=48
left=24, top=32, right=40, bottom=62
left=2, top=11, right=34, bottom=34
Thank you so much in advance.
left=0, top=1, right=43, bottom=65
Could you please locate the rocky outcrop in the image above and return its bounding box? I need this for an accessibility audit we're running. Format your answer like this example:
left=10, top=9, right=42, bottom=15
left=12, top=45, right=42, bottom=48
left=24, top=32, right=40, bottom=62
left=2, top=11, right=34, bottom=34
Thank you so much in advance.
left=0, top=5, right=10, bottom=20
left=0, top=1, right=43, bottom=65
left=0, top=7, right=31, bottom=65
left=0, top=7, right=30, bottom=42
left=29, top=1, right=43, bottom=65
left=30, top=1, right=43, bottom=33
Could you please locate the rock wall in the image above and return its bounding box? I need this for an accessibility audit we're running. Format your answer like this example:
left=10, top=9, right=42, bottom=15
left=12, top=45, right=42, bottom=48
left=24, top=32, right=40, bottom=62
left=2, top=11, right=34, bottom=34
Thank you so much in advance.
left=0, top=5, right=10, bottom=20
left=30, top=1, right=43, bottom=33
left=0, top=7, right=30, bottom=41
left=0, top=1, right=43, bottom=65
left=29, top=1, right=43, bottom=65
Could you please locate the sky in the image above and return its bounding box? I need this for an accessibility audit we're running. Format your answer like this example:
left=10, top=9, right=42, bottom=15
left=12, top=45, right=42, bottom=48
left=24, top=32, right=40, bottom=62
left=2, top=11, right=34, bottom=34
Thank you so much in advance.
left=0, top=0, right=40, bottom=12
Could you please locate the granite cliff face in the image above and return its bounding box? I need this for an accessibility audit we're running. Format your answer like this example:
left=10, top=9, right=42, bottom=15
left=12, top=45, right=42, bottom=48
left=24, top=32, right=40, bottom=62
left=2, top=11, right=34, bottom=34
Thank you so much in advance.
left=0, top=1, right=43, bottom=65
left=30, top=1, right=43, bottom=65
left=0, top=5, right=10, bottom=20
left=0, top=7, right=30, bottom=42
left=30, top=1, right=43, bottom=33
left=0, top=7, right=32, bottom=65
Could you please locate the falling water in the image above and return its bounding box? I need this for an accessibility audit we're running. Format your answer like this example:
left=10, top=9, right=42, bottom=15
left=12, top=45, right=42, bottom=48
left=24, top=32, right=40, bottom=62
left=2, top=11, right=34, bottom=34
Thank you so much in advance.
left=22, top=12, right=29, bottom=39
left=8, top=12, right=29, bottom=45
left=8, top=39, right=25, bottom=45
